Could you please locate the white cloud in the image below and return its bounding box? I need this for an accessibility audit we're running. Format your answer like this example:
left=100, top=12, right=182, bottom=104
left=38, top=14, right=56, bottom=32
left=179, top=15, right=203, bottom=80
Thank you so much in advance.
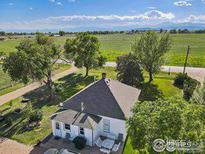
left=43, top=10, right=175, bottom=21
left=184, top=14, right=205, bottom=23
left=145, top=10, right=175, bottom=20
left=174, top=1, right=192, bottom=6
left=29, top=7, right=33, bottom=10
left=8, top=3, right=14, bottom=6
left=48, top=0, right=55, bottom=2
left=147, top=7, right=157, bottom=10
left=68, top=0, right=76, bottom=2
left=0, top=10, right=175, bottom=30
left=129, top=10, right=137, bottom=13
left=56, top=2, right=63, bottom=6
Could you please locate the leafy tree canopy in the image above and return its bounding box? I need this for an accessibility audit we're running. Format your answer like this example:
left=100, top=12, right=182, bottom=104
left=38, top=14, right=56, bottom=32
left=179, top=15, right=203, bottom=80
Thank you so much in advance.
left=59, top=30, right=65, bottom=36
left=132, top=31, right=171, bottom=82
left=127, top=97, right=205, bottom=151
left=191, top=81, right=205, bottom=105
left=3, top=33, right=62, bottom=98
left=116, top=53, right=144, bottom=87
left=64, top=32, right=106, bottom=76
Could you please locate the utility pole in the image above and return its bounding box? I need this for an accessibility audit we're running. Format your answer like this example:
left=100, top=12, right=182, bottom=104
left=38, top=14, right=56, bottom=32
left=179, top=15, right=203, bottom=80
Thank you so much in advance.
left=183, top=46, right=190, bottom=74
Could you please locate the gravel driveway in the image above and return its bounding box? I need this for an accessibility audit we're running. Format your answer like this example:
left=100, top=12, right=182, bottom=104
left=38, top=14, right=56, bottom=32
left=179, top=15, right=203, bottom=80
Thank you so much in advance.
left=0, top=138, right=32, bottom=154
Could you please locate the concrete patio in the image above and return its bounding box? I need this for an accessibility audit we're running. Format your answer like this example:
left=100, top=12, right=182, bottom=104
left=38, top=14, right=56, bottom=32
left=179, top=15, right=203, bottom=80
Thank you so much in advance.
left=40, top=135, right=124, bottom=154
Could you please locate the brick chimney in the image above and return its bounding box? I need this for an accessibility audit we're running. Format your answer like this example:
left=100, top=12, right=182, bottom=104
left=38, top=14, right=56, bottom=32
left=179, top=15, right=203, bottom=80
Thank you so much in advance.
left=102, top=73, right=107, bottom=79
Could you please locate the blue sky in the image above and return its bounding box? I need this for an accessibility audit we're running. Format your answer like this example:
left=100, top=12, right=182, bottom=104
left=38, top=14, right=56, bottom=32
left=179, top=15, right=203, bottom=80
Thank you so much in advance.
left=1, top=0, right=205, bottom=31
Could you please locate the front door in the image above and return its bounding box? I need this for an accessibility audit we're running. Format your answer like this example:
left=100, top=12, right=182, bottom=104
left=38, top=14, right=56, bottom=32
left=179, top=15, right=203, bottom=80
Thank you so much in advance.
left=55, top=122, right=62, bottom=137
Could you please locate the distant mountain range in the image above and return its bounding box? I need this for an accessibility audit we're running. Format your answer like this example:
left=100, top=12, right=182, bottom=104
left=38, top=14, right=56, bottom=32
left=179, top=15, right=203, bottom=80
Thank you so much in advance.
left=2, top=22, right=205, bottom=32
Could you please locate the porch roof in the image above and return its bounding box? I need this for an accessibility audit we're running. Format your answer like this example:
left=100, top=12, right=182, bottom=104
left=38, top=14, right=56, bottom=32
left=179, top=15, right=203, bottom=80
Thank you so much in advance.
left=51, top=109, right=102, bottom=129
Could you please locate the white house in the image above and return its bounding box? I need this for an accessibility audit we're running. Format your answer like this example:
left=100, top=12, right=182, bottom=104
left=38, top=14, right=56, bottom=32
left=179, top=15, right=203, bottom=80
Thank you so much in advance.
left=51, top=73, right=141, bottom=146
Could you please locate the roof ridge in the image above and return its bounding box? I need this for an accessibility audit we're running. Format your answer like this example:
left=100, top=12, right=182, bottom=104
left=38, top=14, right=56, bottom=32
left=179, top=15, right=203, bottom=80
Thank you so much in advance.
left=103, top=79, right=126, bottom=119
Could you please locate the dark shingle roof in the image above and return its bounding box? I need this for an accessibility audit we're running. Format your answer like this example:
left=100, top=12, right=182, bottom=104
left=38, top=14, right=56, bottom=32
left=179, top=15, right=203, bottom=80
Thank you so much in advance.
left=51, top=109, right=102, bottom=129
left=63, top=79, right=141, bottom=120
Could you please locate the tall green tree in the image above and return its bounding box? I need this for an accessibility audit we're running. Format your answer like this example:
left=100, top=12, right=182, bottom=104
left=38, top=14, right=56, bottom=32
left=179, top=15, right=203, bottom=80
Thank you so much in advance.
left=64, top=32, right=106, bottom=76
left=3, top=33, right=62, bottom=99
left=116, top=53, right=144, bottom=87
left=132, top=31, right=171, bottom=82
left=127, top=97, right=205, bottom=152
left=0, top=31, right=6, bottom=36
left=59, top=30, right=65, bottom=36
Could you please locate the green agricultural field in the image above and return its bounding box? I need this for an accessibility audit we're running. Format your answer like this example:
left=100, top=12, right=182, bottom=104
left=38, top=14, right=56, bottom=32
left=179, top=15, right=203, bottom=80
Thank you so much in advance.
left=1, top=33, right=205, bottom=67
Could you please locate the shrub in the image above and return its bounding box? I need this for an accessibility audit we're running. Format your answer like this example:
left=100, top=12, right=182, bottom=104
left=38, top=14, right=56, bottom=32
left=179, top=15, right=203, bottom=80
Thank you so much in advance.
left=183, top=78, right=200, bottom=101
left=0, top=37, right=5, bottom=41
left=174, top=73, right=188, bottom=88
left=29, top=110, right=43, bottom=123
left=9, top=101, right=13, bottom=107
left=5, top=117, right=12, bottom=126
left=14, top=108, right=22, bottom=114
left=73, top=136, right=87, bottom=150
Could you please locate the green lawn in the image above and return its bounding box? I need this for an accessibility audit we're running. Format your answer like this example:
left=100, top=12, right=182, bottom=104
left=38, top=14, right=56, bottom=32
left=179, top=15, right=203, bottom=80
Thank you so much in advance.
left=123, top=71, right=182, bottom=154
left=0, top=64, right=71, bottom=96
left=0, top=65, right=24, bottom=96
left=1, top=33, right=205, bottom=67
left=0, top=66, right=181, bottom=152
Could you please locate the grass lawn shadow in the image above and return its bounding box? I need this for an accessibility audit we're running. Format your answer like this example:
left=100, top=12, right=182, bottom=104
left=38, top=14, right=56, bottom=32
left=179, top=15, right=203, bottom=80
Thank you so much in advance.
left=0, top=72, right=96, bottom=145
left=139, top=82, right=163, bottom=101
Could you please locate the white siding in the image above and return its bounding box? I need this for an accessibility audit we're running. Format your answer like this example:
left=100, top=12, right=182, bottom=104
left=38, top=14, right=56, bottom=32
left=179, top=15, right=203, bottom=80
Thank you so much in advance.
left=98, top=116, right=127, bottom=141
left=51, top=120, right=94, bottom=146
left=84, top=128, right=93, bottom=146
left=93, top=120, right=103, bottom=142
left=51, top=116, right=127, bottom=147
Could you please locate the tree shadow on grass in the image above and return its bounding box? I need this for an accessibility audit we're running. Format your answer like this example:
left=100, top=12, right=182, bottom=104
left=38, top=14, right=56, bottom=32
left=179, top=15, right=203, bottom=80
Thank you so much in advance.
left=0, top=73, right=96, bottom=142
left=0, top=111, right=25, bottom=137
left=22, top=73, right=93, bottom=109
left=55, top=73, right=95, bottom=102
left=139, top=82, right=163, bottom=101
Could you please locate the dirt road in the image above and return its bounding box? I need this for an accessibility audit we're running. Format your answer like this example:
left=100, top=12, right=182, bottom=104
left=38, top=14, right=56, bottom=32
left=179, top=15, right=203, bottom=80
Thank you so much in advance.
left=0, top=65, right=78, bottom=106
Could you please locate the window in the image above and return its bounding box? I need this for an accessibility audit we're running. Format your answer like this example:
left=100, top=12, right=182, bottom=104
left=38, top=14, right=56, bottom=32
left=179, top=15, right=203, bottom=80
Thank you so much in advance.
left=64, top=124, right=71, bottom=131
left=56, top=122, right=60, bottom=130
left=80, top=127, right=84, bottom=135
left=103, top=119, right=110, bottom=133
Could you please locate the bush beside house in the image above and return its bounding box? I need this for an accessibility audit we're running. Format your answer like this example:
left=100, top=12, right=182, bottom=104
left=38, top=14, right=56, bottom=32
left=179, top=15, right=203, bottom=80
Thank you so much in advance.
left=183, top=78, right=200, bottom=101
left=73, top=136, right=87, bottom=150
left=174, top=73, right=200, bottom=100
left=174, top=73, right=188, bottom=88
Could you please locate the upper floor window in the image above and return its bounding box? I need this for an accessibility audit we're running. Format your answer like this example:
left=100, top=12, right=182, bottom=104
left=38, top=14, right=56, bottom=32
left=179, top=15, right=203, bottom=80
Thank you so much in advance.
left=56, top=122, right=60, bottom=130
left=80, top=127, right=84, bottom=135
left=103, top=119, right=110, bottom=133
left=64, top=124, right=71, bottom=131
